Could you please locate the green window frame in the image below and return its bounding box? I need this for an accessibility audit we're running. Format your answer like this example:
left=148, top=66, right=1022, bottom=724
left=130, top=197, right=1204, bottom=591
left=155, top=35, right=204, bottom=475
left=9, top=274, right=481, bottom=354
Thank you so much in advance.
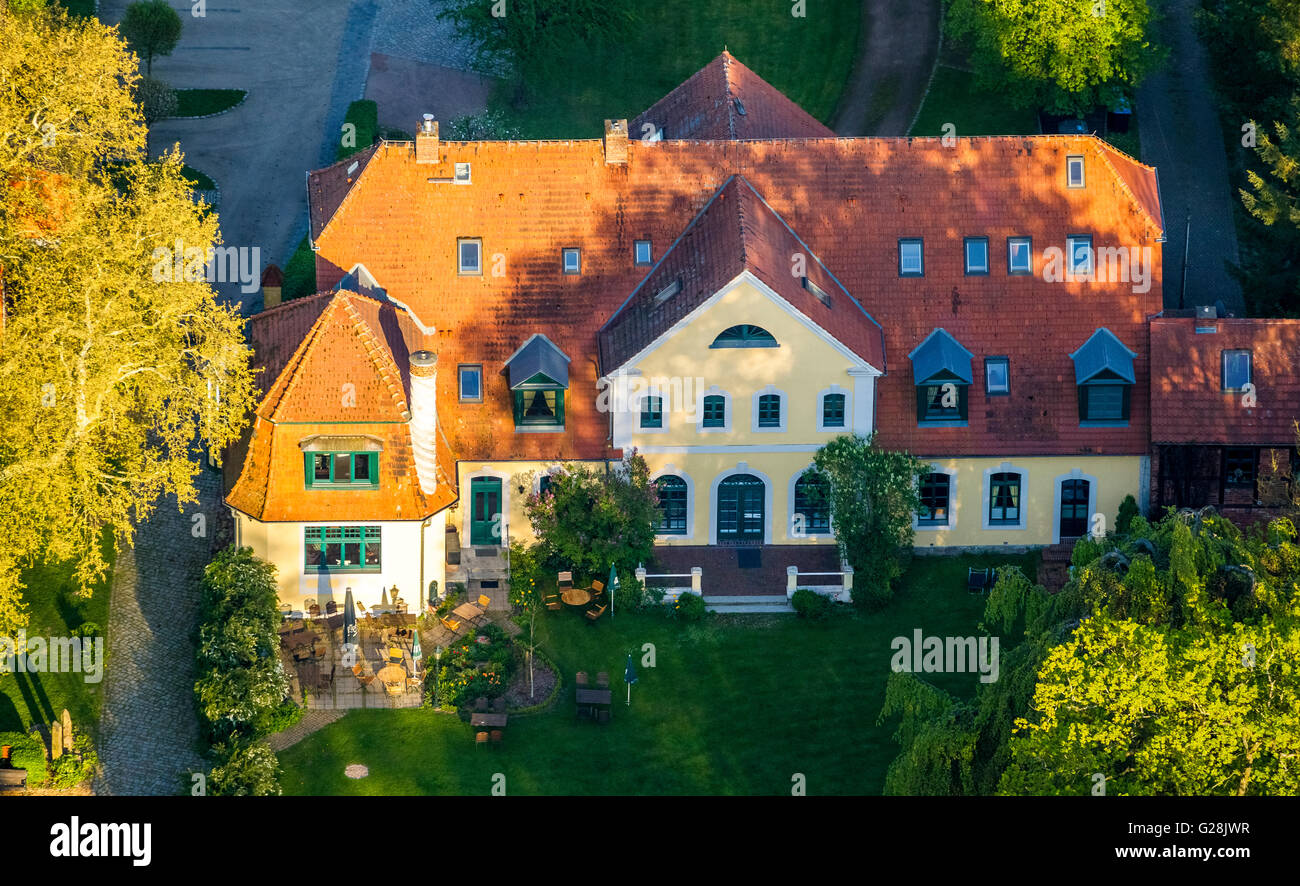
left=710, top=325, right=778, bottom=348
left=1078, top=383, right=1131, bottom=423
left=702, top=395, right=726, bottom=428
left=794, top=474, right=831, bottom=533
left=917, top=382, right=968, bottom=423
left=988, top=473, right=1021, bottom=525
left=640, top=395, right=664, bottom=429
left=513, top=388, right=565, bottom=427
left=655, top=476, right=688, bottom=534
left=304, top=452, right=379, bottom=488
left=822, top=393, right=846, bottom=428
left=758, top=394, right=782, bottom=428
left=304, top=525, right=382, bottom=571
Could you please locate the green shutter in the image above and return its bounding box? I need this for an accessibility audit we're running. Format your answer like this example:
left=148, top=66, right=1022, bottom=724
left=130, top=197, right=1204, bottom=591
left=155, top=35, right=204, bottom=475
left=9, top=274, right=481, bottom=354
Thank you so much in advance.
left=556, top=391, right=565, bottom=425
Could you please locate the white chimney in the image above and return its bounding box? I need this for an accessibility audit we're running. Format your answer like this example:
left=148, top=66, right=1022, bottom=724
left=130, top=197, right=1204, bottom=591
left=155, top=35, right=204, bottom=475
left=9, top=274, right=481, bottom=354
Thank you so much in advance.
left=416, top=114, right=439, bottom=165
left=409, top=350, right=438, bottom=495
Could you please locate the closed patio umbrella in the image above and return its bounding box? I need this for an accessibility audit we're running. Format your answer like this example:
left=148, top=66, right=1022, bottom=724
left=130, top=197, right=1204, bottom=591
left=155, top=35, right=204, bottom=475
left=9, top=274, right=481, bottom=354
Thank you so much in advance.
left=411, top=627, right=422, bottom=677
left=624, top=653, right=637, bottom=706
left=609, top=564, right=620, bottom=619
left=342, top=588, right=359, bottom=666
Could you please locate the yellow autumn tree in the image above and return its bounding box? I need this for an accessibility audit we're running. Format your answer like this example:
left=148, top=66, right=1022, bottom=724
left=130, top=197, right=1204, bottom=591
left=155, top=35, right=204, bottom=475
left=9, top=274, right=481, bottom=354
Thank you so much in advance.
left=0, top=3, right=256, bottom=634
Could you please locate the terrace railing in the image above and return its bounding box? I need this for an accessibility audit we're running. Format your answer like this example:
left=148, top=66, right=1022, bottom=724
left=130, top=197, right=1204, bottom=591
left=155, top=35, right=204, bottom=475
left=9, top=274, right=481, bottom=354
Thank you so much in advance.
left=787, top=564, right=853, bottom=603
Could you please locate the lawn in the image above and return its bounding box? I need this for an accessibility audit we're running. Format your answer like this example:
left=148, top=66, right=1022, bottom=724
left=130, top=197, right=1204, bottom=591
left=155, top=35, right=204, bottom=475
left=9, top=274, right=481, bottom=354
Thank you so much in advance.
left=909, top=64, right=1038, bottom=138
left=0, top=534, right=114, bottom=740
left=58, top=0, right=95, bottom=16
left=181, top=164, right=216, bottom=191
left=280, top=551, right=1037, bottom=796
left=174, top=89, right=247, bottom=119
left=492, top=0, right=861, bottom=139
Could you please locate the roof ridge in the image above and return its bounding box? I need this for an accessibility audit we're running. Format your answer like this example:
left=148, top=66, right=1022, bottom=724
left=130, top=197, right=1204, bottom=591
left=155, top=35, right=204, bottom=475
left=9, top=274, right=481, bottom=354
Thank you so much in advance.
left=337, top=295, right=412, bottom=419
left=721, top=52, right=737, bottom=140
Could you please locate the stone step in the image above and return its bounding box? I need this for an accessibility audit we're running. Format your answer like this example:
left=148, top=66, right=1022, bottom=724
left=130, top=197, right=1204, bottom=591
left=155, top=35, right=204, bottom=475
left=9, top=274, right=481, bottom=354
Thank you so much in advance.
left=706, top=600, right=795, bottom=614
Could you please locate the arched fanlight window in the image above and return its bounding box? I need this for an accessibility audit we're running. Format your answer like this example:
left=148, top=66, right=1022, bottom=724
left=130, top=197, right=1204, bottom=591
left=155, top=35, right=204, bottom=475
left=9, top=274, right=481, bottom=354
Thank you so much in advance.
left=710, top=325, right=778, bottom=349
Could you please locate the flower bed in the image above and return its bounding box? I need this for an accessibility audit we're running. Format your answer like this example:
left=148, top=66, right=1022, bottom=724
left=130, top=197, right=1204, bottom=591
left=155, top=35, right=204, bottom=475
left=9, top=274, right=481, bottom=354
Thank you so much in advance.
left=429, top=623, right=514, bottom=710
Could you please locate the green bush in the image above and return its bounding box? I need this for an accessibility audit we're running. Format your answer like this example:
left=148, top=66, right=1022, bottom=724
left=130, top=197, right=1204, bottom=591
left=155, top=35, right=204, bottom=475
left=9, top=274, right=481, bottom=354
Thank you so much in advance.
left=280, top=235, right=316, bottom=301
left=1116, top=495, right=1140, bottom=535
left=255, top=699, right=303, bottom=736
left=791, top=588, right=833, bottom=620
left=432, top=623, right=516, bottom=709
left=669, top=590, right=708, bottom=622
left=208, top=740, right=281, bottom=796
left=48, top=732, right=97, bottom=789
left=0, top=731, right=48, bottom=786
left=612, top=574, right=659, bottom=612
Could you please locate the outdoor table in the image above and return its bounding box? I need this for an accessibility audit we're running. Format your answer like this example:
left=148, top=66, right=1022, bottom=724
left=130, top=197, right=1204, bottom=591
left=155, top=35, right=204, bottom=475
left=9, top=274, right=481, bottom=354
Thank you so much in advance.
left=452, top=602, right=483, bottom=623
left=470, top=713, right=508, bottom=728
left=576, top=688, right=612, bottom=706
left=376, top=663, right=406, bottom=689
left=561, top=588, right=592, bottom=608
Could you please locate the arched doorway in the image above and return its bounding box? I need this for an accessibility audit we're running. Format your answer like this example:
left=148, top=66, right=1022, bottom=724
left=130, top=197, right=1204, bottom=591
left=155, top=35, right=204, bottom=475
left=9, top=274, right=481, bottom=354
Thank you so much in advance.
left=717, top=474, right=765, bottom=543
left=1059, top=478, right=1091, bottom=540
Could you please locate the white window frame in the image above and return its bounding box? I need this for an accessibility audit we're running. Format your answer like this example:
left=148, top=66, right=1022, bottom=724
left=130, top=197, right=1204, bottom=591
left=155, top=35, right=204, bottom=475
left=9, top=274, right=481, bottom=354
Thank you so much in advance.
left=562, top=247, right=581, bottom=275
left=634, top=240, right=652, bottom=265
left=982, top=462, right=1028, bottom=531
left=751, top=385, right=788, bottom=433
left=454, top=162, right=472, bottom=184
left=913, top=464, right=958, bottom=532
left=964, top=237, right=989, bottom=275
left=1067, top=155, right=1085, bottom=188
left=816, top=385, right=852, bottom=432
left=458, top=363, right=483, bottom=402
left=1067, top=235, right=1093, bottom=277
left=457, top=238, right=482, bottom=275
left=1007, top=236, right=1033, bottom=275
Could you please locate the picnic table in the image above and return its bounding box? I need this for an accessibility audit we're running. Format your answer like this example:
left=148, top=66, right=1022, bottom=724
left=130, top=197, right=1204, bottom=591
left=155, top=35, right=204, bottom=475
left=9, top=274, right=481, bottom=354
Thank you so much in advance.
left=451, top=602, right=484, bottom=623
left=470, top=712, right=508, bottom=728
left=561, top=588, right=592, bottom=608
left=576, top=688, right=612, bottom=705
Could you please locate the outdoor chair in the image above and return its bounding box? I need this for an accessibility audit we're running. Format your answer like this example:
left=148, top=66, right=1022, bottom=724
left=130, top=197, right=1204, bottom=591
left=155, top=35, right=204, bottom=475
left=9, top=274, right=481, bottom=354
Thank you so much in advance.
left=585, top=604, right=608, bottom=624
left=356, top=601, right=368, bottom=617
left=476, top=594, right=491, bottom=614
left=442, top=615, right=461, bottom=632
left=967, top=568, right=992, bottom=594
left=492, top=696, right=506, bottom=714
left=476, top=732, right=489, bottom=749
left=475, top=697, right=489, bottom=713
left=308, top=603, right=321, bottom=618
left=596, top=709, right=611, bottom=724
left=326, top=600, right=338, bottom=615
left=596, top=671, right=609, bottom=689
left=575, top=671, right=588, bottom=688
left=490, top=730, right=504, bottom=747
left=558, top=571, right=574, bottom=590
left=544, top=594, right=561, bottom=611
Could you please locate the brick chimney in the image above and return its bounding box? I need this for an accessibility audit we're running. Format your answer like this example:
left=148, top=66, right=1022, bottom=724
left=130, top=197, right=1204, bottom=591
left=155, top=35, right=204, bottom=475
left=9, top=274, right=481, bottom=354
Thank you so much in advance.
left=604, top=119, right=628, bottom=166
left=260, top=264, right=283, bottom=310
left=409, top=350, right=438, bottom=495
left=416, top=114, right=440, bottom=165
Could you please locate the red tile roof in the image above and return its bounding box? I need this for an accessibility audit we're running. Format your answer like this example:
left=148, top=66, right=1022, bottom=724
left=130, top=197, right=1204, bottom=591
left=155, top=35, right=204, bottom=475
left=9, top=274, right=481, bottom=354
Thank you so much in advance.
left=306, top=132, right=1162, bottom=459
left=1150, top=317, right=1300, bottom=445
left=631, top=51, right=836, bottom=142
left=227, top=290, right=456, bottom=521
left=599, top=175, right=884, bottom=371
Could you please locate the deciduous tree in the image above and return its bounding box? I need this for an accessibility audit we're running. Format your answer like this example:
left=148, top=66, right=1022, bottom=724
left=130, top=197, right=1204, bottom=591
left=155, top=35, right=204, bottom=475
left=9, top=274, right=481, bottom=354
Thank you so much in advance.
left=119, top=0, right=182, bottom=75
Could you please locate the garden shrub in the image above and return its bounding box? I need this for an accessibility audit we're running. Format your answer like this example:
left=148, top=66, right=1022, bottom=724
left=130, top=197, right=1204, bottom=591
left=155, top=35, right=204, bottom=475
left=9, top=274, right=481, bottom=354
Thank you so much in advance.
left=208, top=740, right=281, bottom=796
left=791, top=588, right=833, bottom=620
left=669, top=590, right=708, bottom=622
left=1116, top=494, right=1140, bottom=535
left=48, top=732, right=97, bottom=789
left=432, top=623, right=517, bottom=709
left=0, top=730, right=48, bottom=785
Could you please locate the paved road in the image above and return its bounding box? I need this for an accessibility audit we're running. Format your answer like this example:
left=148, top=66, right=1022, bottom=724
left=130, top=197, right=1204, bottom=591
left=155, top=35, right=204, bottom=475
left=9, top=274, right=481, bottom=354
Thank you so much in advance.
left=831, top=0, right=941, bottom=136
left=98, top=0, right=362, bottom=310
left=1137, top=0, right=1244, bottom=313
left=95, top=469, right=222, bottom=796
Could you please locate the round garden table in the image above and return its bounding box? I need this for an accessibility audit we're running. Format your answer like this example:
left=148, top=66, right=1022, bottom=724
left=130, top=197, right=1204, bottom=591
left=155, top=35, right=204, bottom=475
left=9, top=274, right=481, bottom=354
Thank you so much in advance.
left=561, top=588, right=591, bottom=608
left=376, top=663, right=406, bottom=689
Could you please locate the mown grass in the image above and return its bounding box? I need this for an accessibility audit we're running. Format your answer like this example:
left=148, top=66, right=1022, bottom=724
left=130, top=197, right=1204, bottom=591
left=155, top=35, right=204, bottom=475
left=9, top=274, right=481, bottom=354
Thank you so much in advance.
left=174, top=88, right=247, bottom=119
left=280, top=551, right=1037, bottom=796
left=492, top=0, right=861, bottom=139
left=909, top=65, right=1039, bottom=138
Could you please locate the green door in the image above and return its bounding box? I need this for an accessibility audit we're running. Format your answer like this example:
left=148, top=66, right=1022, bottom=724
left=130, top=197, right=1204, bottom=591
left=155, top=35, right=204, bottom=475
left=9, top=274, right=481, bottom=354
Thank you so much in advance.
left=470, top=477, right=502, bottom=546
left=717, top=474, right=765, bottom=542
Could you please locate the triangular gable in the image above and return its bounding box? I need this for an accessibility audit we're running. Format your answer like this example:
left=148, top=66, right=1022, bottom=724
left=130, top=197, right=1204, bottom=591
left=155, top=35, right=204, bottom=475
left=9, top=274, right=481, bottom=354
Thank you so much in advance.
left=506, top=333, right=571, bottom=389
left=1070, top=327, right=1137, bottom=385
left=909, top=328, right=974, bottom=385
left=598, top=175, right=885, bottom=373
left=259, top=292, right=412, bottom=423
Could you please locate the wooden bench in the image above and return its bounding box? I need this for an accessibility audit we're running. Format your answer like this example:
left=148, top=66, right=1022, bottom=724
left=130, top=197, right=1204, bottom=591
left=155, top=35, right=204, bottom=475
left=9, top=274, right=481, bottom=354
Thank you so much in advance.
left=0, top=769, right=28, bottom=791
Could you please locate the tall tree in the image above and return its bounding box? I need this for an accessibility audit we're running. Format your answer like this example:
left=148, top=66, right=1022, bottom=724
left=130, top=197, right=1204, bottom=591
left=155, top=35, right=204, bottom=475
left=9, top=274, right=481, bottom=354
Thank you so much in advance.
left=806, top=433, right=928, bottom=608
left=1238, top=100, right=1300, bottom=314
left=945, top=0, right=1161, bottom=114
left=0, top=4, right=255, bottom=634
left=119, top=0, right=182, bottom=75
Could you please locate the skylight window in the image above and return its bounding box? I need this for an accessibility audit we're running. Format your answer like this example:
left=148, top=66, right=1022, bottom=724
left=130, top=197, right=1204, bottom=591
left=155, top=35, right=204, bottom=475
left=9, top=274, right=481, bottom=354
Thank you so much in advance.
left=964, top=237, right=989, bottom=275
left=653, top=278, right=681, bottom=306
left=1067, top=155, right=1085, bottom=188
left=634, top=240, right=652, bottom=265
left=802, top=276, right=832, bottom=307
left=1007, top=237, right=1032, bottom=275
left=458, top=238, right=482, bottom=275
left=454, top=162, right=471, bottom=184
left=899, top=238, right=924, bottom=277
left=562, top=247, right=581, bottom=274
left=1222, top=349, right=1252, bottom=392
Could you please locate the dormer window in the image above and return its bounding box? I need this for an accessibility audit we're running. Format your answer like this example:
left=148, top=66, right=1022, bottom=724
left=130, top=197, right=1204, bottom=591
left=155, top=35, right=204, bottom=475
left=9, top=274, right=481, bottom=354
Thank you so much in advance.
left=562, top=247, right=581, bottom=274
left=634, top=240, right=652, bottom=265
left=1067, top=155, right=1085, bottom=188
left=909, top=329, right=973, bottom=426
left=304, top=452, right=379, bottom=488
left=1070, top=328, right=1137, bottom=426
left=505, top=333, right=570, bottom=431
